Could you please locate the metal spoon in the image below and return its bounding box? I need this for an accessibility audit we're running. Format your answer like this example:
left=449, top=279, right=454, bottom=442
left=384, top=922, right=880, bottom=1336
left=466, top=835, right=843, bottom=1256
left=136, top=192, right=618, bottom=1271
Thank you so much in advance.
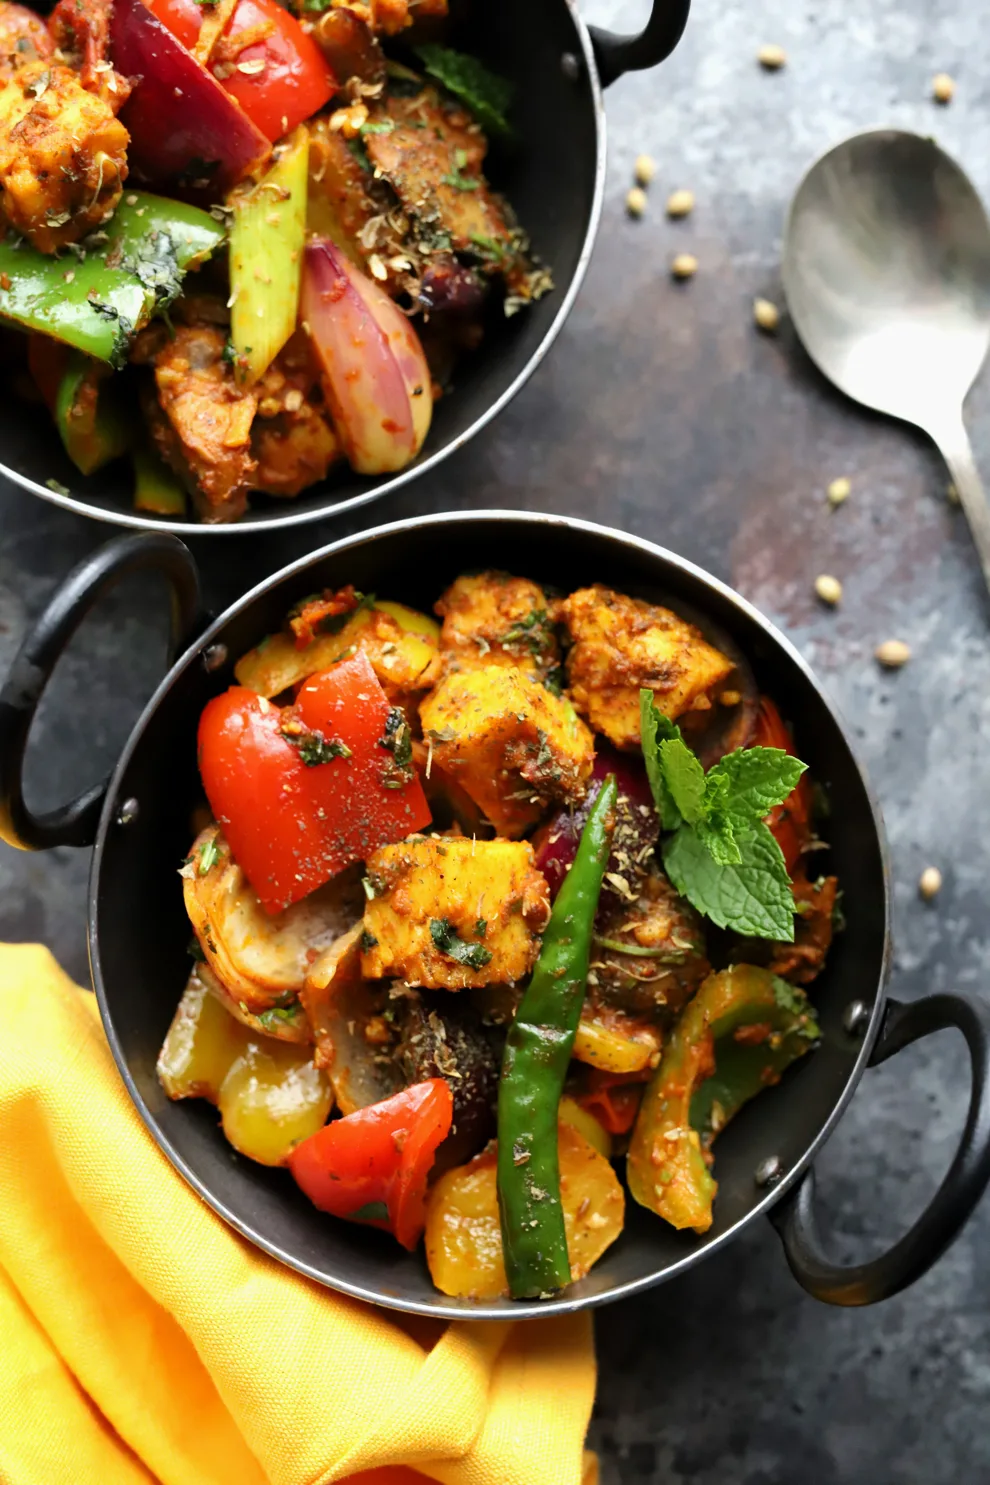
left=782, top=129, right=990, bottom=593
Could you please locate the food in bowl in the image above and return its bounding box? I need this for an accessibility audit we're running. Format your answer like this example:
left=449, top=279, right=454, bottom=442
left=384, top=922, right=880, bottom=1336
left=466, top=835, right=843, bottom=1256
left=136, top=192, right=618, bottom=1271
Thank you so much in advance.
left=0, top=0, right=551, bottom=522
left=158, top=572, right=840, bottom=1300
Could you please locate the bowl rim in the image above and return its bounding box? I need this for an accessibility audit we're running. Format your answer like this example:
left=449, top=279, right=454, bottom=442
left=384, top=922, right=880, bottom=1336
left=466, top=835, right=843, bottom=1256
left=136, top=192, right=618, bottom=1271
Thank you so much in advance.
left=3, top=4, right=607, bottom=537
left=88, top=509, right=893, bottom=1317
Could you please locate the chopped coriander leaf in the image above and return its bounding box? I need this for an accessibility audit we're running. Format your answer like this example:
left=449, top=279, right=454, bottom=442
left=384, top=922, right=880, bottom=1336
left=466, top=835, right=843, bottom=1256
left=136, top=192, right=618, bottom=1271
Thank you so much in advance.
left=257, top=1002, right=302, bottom=1031
left=198, top=836, right=220, bottom=875
left=430, top=917, right=493, bottom=970
left=280, top=723, right=352, bottom=766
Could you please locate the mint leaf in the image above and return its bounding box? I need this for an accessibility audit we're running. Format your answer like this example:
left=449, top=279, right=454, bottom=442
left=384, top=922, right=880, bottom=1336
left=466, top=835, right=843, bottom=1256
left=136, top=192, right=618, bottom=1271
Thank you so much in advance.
left=639, top=689, right=683, bottom=831
left=696, top=814, right=742, bottom=866
left=662, top=820, right=797, bottom=941
left=415, top=44, right=514, bottom=138
left=658, top=737, right=706, bottom=824
left=707, top=747, right=807, bottom=824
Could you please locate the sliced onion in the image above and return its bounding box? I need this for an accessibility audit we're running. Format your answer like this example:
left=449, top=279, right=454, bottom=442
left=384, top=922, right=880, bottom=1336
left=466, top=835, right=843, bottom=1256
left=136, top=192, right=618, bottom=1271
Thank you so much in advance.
left=111, top=0, right=270, bottom=192
left=300, top=238, right=432, bottom=475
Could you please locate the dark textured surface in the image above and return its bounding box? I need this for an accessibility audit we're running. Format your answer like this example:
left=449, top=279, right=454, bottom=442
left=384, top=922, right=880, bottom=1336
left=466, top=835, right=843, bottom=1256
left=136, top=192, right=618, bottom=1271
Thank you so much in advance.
left=1, top=0, right=989, bottom=1480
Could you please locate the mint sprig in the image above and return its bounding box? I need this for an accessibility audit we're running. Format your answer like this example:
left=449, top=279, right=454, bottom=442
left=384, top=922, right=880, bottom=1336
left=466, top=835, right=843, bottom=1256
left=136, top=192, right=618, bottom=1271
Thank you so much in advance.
left=638, top=690, right=807, bottom=941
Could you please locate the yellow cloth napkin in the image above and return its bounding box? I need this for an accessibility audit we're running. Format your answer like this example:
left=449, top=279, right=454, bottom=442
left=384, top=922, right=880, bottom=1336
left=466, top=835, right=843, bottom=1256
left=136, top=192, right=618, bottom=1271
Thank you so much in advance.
left=0, top=945, right=597, bottom=1485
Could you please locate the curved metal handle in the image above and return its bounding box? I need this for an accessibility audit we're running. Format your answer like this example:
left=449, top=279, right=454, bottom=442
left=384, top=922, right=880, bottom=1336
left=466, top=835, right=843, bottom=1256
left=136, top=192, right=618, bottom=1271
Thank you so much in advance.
left=589, top=0, right=692, bottom=88
left=770, top=993, right=990, bottom=1306
left=0, top=533, right=202, bottom=852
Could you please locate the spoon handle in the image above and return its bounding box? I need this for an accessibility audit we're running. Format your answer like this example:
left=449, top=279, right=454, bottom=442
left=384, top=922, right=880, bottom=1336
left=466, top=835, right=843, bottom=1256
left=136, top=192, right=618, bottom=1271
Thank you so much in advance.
left=931, top=414, right=990, bottom=597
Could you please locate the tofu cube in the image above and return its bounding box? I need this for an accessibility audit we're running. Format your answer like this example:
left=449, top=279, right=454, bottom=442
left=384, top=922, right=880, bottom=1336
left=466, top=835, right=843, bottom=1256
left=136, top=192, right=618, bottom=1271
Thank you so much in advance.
left=419, top=664, right=594, bottom=836
left=435, top=571, right=560, bottom=681
left=362, top=835, right=551, bottom=989
left=560, top=585, right=734, bottom=750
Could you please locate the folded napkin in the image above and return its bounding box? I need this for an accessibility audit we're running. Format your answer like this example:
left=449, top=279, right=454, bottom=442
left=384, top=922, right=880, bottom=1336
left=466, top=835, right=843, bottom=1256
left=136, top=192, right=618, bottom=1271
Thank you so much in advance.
left=0, top=945, right=597, bottom=1485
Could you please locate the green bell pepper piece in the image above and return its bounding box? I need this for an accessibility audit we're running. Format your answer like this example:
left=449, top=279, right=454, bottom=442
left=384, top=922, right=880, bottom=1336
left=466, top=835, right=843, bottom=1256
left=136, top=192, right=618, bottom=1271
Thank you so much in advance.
left=626, top=964, right=819, bottom=1233
left=54, top=352, right=128, bottom=476
left=0, top=193, right=225, bottom=368
left=132, top=438, right=187, bottom=516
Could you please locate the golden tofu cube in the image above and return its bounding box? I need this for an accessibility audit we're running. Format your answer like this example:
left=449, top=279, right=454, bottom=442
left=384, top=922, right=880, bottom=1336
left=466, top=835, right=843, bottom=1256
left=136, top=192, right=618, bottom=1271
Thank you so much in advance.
left=362, top=835, right=551, bottom=989
left=435, top=571, right=560, bottom=681
left=0, top=63, right=127, bottom=252
left=560, top=585, right=734, bottom=750
left=419, top=664, right=594, bottom=837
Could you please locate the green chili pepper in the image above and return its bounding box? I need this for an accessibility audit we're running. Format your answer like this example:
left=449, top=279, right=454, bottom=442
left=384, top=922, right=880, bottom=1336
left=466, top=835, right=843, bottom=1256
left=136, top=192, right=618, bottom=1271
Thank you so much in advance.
left=626, top=964, right=819, bottom=1233
left=0, top=192, right=224, bottom=368
left=496, top=773, right=617, bottom=1299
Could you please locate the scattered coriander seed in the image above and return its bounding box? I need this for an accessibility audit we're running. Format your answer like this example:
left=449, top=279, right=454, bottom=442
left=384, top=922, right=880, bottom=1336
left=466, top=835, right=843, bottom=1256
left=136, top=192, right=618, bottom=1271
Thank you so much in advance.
left=753, top=297, right=780, bottom=332
left=758, top=43, right=787, bottom=70
left=919, top=866, right=943, bottom=901
left=634, top=153, right=656, bottom=187
left=875, top=638, right=912, bottom=668
left=814, top=573, right=842, bottom=606
left=671, top=252, right=698, bottom=280
left=827, top=476, right=851, bottom=506
left=626, top=186, right=648, bottom=218
left=932, top=72, right=955, bottom=104
left=719, top=689, right=742, bottom=706
left=947, top=481, right=960, bottom=505
left=666, top=188, right=695, bottom=218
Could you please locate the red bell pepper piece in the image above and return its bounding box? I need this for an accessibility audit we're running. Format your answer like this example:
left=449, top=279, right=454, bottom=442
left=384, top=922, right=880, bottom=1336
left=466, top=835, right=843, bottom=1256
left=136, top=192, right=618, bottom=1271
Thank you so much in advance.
left=146, top=0, right=335, bottom=143
left=576, top=1069, right=651, bottom=1136
left=197, top=650, right=432, bottom=913
left=111, top=0, right=271, bottom=192
left=288, top=1080, right=454, bottom=1250
left=751, top=696, right=812, bottom=874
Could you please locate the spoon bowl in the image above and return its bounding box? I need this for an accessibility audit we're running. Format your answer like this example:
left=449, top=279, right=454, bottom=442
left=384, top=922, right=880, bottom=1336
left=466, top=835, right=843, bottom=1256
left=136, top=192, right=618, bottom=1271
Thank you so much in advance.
left=783, top=129, right=990, bottom=591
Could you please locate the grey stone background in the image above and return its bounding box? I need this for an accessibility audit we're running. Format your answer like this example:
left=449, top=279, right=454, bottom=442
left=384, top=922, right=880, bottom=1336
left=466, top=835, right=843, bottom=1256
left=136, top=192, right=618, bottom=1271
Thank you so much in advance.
left=1, top=0, right=989, bottom=1479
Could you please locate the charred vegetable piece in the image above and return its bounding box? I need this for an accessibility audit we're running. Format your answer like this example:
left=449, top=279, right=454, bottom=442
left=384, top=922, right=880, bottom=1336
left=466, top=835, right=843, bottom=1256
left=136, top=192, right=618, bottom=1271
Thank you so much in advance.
left=310, top=8, right=385, bottom=92
left=229, top=125, right=309, bottom=386
left=288, top=1078, right=453, bottom=1250
left=157, top=968, right=332, bottom=1165
left=588, top=863, right=709, bottom=1025
left=181, top=824, right=362, bottom=1017
left=300, top=238, right=432, bottom=475
left=626, top=965, right=820, bottom=1233
left=572, top=1068, right=650, bottom=1137
left=197, top=652, right=431, bottom=914
left=427, top=1125, right=624, bottom=1301
left=419, top=664, right=595, bottom=838
left=112, top=0, right=271, bottom=193
left=147, top=0, right=334, bottom=144
left=361, top=835, right=550, bottom=990
left=533, top=744, right=659, bottom=905
left=0, top=193, right=224, bottom=366
left=496, top=775, right=616, bottom=1299
left=393, top=991, right=499, bottom=1171
left=560, top=585, right=735, bottom=750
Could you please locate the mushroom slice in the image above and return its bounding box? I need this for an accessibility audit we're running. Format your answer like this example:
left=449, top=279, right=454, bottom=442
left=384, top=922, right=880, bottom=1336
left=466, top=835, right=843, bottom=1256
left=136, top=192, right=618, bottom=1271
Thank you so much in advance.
left=182, top=825, right=364, bottom=1021
left=300, top=924, right=402, bottom=1113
